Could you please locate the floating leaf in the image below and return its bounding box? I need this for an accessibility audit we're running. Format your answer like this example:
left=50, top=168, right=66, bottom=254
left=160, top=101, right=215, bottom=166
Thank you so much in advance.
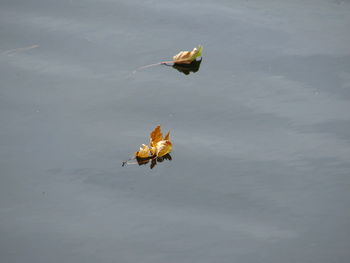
left=134, top=45, right=203, bottom=72
left=155, top=140, right=172, bottom=157
left=164, top=130, right=170, bottom=141
left=149, top=125, right=172, bottom=157
left=123, top=125, right=173, bottom=168
left=173, top=45, right=203, bottom=64
left=135, top=144, right=152, bottom=158
left=150, top=125, right=164, bottom=148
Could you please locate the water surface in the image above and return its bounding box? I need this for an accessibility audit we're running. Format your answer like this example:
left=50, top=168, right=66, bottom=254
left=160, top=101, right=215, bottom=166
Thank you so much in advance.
left=1, top=0, right=350, bottom=262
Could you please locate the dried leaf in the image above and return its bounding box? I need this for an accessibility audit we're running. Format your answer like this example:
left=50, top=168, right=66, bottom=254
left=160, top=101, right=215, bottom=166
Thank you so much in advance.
left=173, top=45, right=203, bottom=64
left=164, top=131, right=170, bottom=141
left=135, top=144, right=152, bottom=158
left=122, top=125, right=172, bottom=168
left=129, top=125, right=172, bottom=167
left=150, top=125, right=172, bottom=157
left=149, top=125, right=172, bottom=157
left=155, top=140, right=172, bottom=157
left=150, top=125, right=164, bottom=147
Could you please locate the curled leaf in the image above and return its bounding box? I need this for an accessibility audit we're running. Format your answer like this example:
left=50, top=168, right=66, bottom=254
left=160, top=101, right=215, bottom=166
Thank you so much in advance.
left=124, top=125, right=173, bottom=168
left=173, top=45, right=203, bottom=64
left=149, top=125, right=172, bottom=157
left=150, top=125, right=164, bottom=148
left=135, top=144, right=152, bottom=158
left=164, top=130, right=170, bottom=141
left=155, top=140, right=172, bottom=157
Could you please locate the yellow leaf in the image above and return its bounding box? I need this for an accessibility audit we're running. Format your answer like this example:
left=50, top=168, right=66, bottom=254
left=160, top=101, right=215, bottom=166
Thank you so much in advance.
left=173, top=45, right=203, bottom=64
left=155, top=140, right=172, bottom=157
left=150, top=125, right=172, bottom=157
left=150, top=125, right=163, bottom=147
left=164, top=131, right=170, bottom=140
left=135, top=144, right=152, bottom=158
left=134, top=125, right=172, bottom=160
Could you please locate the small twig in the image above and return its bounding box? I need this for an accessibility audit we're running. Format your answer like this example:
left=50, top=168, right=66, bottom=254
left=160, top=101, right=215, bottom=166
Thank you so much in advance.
left=133, top=59, right=193, bottom=74
left=122, top=156, right=135, bottom=167
left=122, top=161, right=138, bottom=166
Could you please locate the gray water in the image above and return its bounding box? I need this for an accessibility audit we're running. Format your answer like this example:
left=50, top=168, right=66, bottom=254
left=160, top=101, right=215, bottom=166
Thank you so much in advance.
left=1, top=0, right=350, bottom=262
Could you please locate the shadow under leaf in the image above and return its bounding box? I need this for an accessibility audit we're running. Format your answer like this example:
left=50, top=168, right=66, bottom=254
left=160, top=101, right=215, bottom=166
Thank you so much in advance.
left=170, top=59, right=202, bottom=75
left=136, top=153, right=172, bottom=169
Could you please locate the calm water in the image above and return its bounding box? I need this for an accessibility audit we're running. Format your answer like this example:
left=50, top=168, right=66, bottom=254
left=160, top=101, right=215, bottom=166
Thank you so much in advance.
left=1, top=0, right=350, bottom=262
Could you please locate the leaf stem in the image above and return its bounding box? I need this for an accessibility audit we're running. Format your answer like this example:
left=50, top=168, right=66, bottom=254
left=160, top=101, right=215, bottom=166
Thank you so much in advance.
left=122, top=156, right=135, bottom=167
left=133, top=58, right=198, bottom=74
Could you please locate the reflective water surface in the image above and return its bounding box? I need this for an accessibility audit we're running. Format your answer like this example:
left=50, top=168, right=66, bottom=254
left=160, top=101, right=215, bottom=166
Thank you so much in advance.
left=1, top=0, right=350, bottom=262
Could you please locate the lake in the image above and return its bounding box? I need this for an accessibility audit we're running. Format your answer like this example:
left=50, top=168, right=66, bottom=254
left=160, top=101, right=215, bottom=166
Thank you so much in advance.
left=1, top=0, right=350, bottom=262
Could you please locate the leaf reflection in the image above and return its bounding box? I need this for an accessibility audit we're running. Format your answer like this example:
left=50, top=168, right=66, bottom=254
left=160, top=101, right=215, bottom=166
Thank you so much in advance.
left=170, top=59, right=202, bottom=75
left=136, top=153, right=172, bottom=169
